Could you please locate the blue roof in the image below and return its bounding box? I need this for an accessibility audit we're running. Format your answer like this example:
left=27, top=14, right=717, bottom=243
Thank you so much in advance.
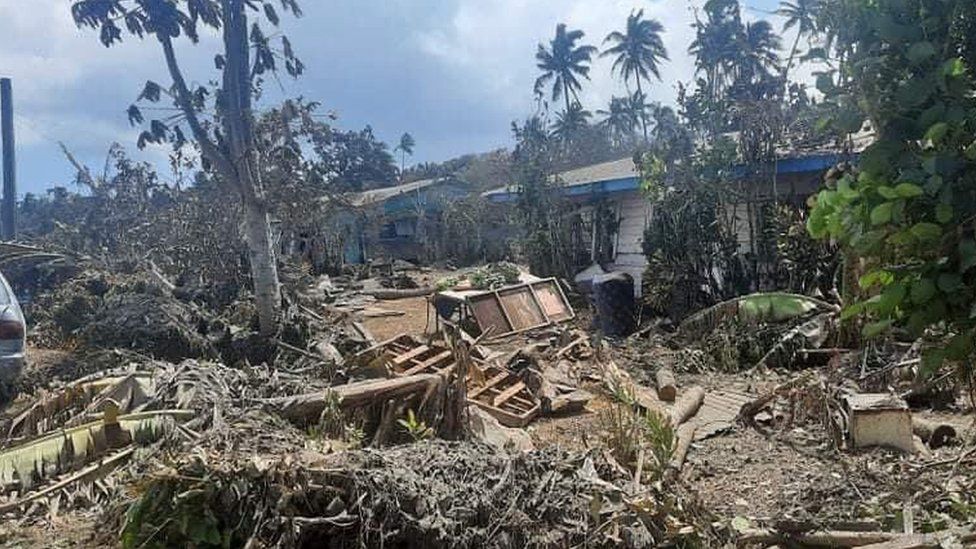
left=484, top=153, right=854, bottom=204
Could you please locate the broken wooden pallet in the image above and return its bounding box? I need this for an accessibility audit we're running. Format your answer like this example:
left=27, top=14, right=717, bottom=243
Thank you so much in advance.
left=356, top=335, right=540, bottom=428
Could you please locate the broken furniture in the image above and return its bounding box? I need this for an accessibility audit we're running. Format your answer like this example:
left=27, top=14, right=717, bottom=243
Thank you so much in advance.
left=431, top=277, right=574, bottom=340
left=351, top=335, right=540, bottom=427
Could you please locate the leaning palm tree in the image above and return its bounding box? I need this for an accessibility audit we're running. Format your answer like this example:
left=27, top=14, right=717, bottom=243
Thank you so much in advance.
left=602, top=10, right=669, bottom=140
left=534, top=24, right=598, bottom=114
left=551, top=103, right=592, bottom=143
left=777, top=0, right=820, bottom=75
left=597, top=96, right=639, bottom=146
left=395, top=132, right=415, bottom=176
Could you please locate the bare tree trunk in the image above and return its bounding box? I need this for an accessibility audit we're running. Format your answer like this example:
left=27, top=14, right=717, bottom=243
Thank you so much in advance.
left=222, top=0, right=280, bottom=335
left=635, top=75, right=648, bottom=143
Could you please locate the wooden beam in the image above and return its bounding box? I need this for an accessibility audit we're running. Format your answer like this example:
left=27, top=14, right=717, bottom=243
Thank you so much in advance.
left=401, top=350, right=453, bottom=376
left=468, top=371, right=509, bottom=399
left=391, top=345, right=430, bottom=367
left=493, top=381, right=526, bottom=407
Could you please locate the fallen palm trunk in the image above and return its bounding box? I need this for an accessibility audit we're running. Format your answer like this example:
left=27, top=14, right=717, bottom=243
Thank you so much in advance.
left=738, top=528, right=976, bottom=548
left=736, top=529, right=897, bottom=547
left=265, top=374, right=444, bottom=424
left=363, top=287, right=434, bottom=300
left=655, top=367, right=677, bottom=402
left=670, top=386, right=705, bottom=426
left=669, top=423, right=696, bottom=472
left=601, top=360, right=667, bottom=416
left=912, top=417, right=956, bottom=449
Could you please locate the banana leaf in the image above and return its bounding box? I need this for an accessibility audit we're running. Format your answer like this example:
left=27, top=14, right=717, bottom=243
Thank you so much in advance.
left=0, top=409, right=192, bottom=490
left=678, top=293, right=836, bottom=340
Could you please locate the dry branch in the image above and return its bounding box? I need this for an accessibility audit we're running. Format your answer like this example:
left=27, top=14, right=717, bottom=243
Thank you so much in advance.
left=266, top=374, right=444, bottom=424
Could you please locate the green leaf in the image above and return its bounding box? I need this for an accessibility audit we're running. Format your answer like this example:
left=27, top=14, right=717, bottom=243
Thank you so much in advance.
left=841, top=301, right=866, bottom=321
left=943, top=57, right=966, bottom=78
left=936, top=203, right=953, bottom=224
left=959, top=239, right=976, bottom=271
left=946, top=332, right=974, bottom=361
left=924, top=122, right=949, bottom=145
left=877, top=186, right=899, bottom=199
left=910, top=222, right=943, bottom=243
left=895, top=77, right=933, bottom=108
left=910, top=278, right=937, bottom=304
left=907, top=41, right=937, bottom=64
left=937, top=273, right=963, bottom=292
left=894, top=182, right=924, bottom=198
left=863, top=319, right=894, bottom=338
left=920, top=349, right=945, bottom=378
left=870, top=202, right=894, bottom=225
left=966, top=141, right=976, bottom=161
left=731, top=516, right=751, bottom=533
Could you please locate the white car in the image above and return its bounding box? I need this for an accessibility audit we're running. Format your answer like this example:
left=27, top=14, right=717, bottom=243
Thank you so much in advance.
left=0, top=271, right=24, bottom=384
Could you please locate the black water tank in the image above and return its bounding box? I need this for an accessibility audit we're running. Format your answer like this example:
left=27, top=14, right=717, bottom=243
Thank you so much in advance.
left=592, top=272, right=635, bottom=336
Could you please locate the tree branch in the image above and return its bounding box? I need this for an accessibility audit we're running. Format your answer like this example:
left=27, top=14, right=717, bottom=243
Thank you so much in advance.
left=158, top=33, right=236, bottom=182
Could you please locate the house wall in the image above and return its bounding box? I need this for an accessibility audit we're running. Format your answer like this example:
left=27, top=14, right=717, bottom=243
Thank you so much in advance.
left=568, top=189, right=651, bottom=297
left=608, top=190, right=652, bottom=297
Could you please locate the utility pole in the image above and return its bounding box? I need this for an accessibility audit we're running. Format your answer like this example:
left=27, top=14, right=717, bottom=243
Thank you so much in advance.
left=0, top=78, right=15, bottom=240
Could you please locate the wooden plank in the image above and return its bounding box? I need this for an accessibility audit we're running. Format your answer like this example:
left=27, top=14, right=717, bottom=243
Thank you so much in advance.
left=391, top=345, right=429, bottom=366
left=497, top=287, right=547, bottom=330
left=401, top=350, right=453, bottom=376
left=527, top=283, right=551, bottom=323
left=469, top=294, right=511, bottom=335
left=468, top=371, right=509, bottom=399
left=493, top=381, right=526, bottom=407
left=492, top=289, right=519, bottom=333
left=532, top=280, right=573, bottom=322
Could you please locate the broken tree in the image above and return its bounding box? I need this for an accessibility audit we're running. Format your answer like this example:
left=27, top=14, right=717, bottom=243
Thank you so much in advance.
left=71, top=0, right=306, bottom=335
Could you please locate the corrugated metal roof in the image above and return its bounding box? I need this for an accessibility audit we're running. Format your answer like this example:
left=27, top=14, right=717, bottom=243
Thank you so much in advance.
left=483, top=157, right=638, bottom=198
left=349, top=177, right=450, bottom=207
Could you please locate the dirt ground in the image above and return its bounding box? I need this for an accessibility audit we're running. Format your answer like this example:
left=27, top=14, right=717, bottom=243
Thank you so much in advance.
left=362, top=296, right=432, bottom=341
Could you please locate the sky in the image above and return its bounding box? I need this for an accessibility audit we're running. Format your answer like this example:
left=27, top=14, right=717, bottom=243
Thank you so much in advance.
left=0, top=0, right=790, bottom=196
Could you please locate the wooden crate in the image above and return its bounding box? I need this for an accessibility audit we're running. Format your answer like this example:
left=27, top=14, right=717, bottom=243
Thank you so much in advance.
left=357, top=334, right=540, bottom=427
left=466, top=362, right=540, bottom=427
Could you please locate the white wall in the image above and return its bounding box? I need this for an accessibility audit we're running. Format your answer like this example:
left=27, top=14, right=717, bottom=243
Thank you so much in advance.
left=608, top=191, right=651, bottom=297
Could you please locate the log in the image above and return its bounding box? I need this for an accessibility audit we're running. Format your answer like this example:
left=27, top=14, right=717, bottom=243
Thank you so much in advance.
left=266, top=374, right=443, bottom=424
left=669, top=423, right=696, bottom=471
left=655, top=367, right=677, bottom=402
left=912, top=417, right=956, bottom=449
left=363, top=287, right=434, bottom=300
left=858, top=533, right=948, bottom=548
left=670, top=386, right=705, bottom=426
left=736, top=529, right=897, bottom=547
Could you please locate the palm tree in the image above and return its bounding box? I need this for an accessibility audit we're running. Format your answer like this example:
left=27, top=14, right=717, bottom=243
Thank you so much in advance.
left=602, top=10, right=669, bottom=140
left=551, top=103, right=592, bottom=143
left=395, top=132, right=415, bottom=176
left=777, top=0, right=820, bottom=75
left=597, top=96, right=639, bottom=145
left=740, top=20, right=782, bottom=82
left=688, top=2, right=743, bottom=102
left=534, top=24, right=598, bottom=114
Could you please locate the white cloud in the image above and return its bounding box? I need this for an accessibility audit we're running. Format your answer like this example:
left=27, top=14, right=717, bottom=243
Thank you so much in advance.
left=414, top=0, right=703, bottom=117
